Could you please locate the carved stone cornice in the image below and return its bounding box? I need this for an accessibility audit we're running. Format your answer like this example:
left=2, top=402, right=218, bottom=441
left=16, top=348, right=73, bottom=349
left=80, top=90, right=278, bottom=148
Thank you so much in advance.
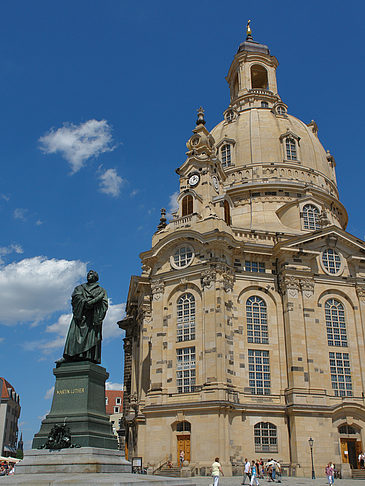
left=151, top=278, right=165, bottom=301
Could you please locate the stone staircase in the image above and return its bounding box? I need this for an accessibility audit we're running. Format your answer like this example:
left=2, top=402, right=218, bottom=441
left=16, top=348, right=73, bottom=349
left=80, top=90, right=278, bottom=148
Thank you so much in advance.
left=352, top=469, right=365, bottom=479
left=156, top=465, right=181, bottom=477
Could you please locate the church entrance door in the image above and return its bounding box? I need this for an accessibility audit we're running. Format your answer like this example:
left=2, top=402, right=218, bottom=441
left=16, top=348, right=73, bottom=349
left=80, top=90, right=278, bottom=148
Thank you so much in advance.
left=341, top=438, right=360, bottom=469
left=177, top=434, right=190, bottom=464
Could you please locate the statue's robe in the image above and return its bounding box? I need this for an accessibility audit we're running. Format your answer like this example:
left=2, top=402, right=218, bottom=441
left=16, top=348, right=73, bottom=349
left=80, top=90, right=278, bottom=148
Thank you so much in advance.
left=63, top=282, right=108, bottom=364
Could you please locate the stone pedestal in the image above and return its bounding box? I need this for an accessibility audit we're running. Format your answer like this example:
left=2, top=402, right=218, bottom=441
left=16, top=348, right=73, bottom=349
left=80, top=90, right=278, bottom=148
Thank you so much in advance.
left=32, top=361, right=117, bottom=449
left=16, top=447, right=131, bottom=474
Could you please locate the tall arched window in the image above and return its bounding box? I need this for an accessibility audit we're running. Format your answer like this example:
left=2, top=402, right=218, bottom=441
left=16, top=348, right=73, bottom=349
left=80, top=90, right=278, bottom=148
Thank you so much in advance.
left=177, top=293, right=195, bottom=342
left=224, top=200, right=231, bottom=225
left=303, top=204, right=320, bottom=230
left=182, top=195, right=193, bottom=216
left=254, top=422, right=278, bottom=452
left=246, top=296, right=268, bottom=344
left=325, top=299, right=347, bottom=347
left=221, top=144, right=231, bottom=168
left=251, top=65, right=268, bottom=89
left=285, top=137, right=297, bottom=160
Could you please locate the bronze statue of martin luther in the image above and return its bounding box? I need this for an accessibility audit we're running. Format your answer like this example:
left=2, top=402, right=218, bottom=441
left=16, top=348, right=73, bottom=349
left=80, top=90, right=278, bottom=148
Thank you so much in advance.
left=57, top=270, right=108, bottom=366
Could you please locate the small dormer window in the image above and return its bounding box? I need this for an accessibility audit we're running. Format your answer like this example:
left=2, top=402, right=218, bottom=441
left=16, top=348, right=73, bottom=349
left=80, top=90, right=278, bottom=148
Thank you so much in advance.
left=221, top=144, right=231, bottom=168
left=261, top=101, right=269, bottom=108
left=277, top=106, right=286, bottom=115
left=285, top=137, right=297, bottom=160
left=302, top=204, right=320, bottom=230
left=225, top=110, right=234, bottom=122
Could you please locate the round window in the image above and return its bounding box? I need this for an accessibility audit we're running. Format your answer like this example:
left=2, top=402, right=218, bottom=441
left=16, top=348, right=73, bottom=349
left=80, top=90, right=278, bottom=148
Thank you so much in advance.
left=171, top=246, right=194, bottom=269
left=321, top=248, right=342, bottom=275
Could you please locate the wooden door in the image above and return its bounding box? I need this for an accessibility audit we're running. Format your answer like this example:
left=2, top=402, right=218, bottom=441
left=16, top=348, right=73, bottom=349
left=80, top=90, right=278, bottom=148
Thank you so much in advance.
left=341, top=439, right=349, bottom=463
left=177, top=434, right=191, bottom=463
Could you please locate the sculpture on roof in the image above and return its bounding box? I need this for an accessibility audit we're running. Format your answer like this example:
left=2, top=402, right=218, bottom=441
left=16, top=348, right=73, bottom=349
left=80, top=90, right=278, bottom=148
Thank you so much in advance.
left=56, top=270, right=108, bottom=366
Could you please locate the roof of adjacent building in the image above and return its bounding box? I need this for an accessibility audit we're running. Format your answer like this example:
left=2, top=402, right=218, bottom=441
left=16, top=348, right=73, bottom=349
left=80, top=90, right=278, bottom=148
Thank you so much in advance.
left=0, top=377, right=15, bottom=400
left=105, top=390, right=123, bottom=415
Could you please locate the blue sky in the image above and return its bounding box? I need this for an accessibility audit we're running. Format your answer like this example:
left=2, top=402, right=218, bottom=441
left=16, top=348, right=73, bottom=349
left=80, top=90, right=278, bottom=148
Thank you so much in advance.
left=0, top=1, right=363, bottom=450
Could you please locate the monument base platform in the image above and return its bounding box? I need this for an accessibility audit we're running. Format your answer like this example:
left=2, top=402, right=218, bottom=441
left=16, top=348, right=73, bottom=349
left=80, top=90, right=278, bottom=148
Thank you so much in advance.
left=15, top=447, right=131, bottom=474
left=0, top=472, right=195, bottom=485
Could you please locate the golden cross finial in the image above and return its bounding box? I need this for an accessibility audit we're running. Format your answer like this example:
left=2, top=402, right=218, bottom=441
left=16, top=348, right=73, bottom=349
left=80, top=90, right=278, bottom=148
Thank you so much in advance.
left=246, top=19, right=253, bottom=39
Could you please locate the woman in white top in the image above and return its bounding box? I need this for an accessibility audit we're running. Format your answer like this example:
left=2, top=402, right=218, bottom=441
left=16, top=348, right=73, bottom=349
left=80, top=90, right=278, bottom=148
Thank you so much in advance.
left=211, top=457, right=224, bottom=486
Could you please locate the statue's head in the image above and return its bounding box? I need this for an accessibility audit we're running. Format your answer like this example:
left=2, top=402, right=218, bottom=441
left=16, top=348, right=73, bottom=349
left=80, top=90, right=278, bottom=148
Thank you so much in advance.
left=87, top=270, right=99, bottom=283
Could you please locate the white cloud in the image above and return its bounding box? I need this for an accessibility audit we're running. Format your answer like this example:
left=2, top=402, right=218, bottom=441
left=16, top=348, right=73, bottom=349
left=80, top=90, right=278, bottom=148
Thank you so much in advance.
left=106, top=381, right=123, bottom=390
left=98, top=168, right=124, bottom=197
left=25, top=301, right=125, bottom=356
left=1, top=194, right=9, bottom=202
left=130, top=189, right=139, bottom=197
left=36, top=220, right=43, bottom=226
left=0, top=257, right=86, bottom=325
left=167, top=191, right=179, bottom=218
left=44, top=386, right=54, bottom=400
left=0, top=244, right=23, bottom=264
left=13, top=208, right=28, bottom=220
left=0, top=337, right=4, bottom=343
left=39, top=119, right=115, bottom=173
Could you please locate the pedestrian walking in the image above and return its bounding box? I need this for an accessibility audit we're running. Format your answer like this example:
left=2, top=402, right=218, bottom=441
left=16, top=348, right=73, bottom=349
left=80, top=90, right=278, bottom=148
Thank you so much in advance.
left=250, top=460, right=259, bottom=486
left=325, top=462, right=335, bottom=485
left=242, top=458, right=251, bottom=484
left=211, top=457, right=224, bottom=486
left=179, top=450, right=185, bottom=467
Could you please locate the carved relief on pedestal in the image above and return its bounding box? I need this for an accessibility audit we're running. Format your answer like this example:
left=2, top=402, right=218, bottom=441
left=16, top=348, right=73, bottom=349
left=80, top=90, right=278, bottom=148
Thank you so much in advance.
left=279, top=275, right=300, bottom=298
left=151, top=278, right=165, bottom=301
left=300, top=278, right=315, bottom=298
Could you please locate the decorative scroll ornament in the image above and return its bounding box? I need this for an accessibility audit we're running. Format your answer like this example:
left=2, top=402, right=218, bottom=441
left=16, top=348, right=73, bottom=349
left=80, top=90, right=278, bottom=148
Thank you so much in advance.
left=356, top=286, right=365, bottom=303
left=216, top=263, right=235, bottom=293
left=151, top=279, right=165, bottom=301
left=300, top=278, right=314, bottom=298
left=279, top=275, right=300, bottom=298
left=201, top=268, right=216, bottom=289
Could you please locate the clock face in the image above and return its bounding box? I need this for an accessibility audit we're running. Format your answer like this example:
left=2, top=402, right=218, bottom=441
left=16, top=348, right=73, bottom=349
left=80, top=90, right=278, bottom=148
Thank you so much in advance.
left=212, top=176, right=219, bottom=192
left=188, top=174, right=200, bottom=187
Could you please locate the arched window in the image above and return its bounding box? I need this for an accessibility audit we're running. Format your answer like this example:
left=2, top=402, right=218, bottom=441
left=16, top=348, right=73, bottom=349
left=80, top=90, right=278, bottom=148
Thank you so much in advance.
left=246, top=296, right=268, bottom=344
left=177, top=421, right=191, bottom=432
left=177, top=293, right=195, bottom=342
left=221, top=144, right=231, bottom=168
left=224, top=200, right=230, bottom=225
left=338, top=424, right=357, bottom=435
left=285, top=137, right=297, bottom=160
left=303, top=204, right=320, bottom=230
left=325, top=299, right=347, bottom=347
left=254, top=422, right=278, bottom=452
left=182, top=195, right=193, bottom=216
left=261, top=101, right=269, bottom=108
left=251, top=65, right=268, bottom=89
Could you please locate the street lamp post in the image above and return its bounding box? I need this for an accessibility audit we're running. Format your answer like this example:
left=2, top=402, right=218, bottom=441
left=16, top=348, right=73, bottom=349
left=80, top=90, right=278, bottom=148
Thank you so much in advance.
left=308, top=437, right=315, bottom=479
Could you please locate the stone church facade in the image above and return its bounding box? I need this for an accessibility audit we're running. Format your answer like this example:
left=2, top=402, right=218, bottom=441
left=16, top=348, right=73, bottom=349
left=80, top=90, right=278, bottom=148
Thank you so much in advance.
left=120, top=30, right=365, bottom=478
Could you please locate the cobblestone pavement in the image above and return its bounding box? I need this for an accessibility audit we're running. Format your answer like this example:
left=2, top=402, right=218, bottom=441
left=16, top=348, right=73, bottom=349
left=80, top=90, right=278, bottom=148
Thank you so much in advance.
left=190, top=477, right=364, bottom=485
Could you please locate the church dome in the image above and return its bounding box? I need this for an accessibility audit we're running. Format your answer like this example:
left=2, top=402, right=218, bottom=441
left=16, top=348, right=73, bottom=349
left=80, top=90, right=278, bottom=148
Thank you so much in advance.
left=207, top=29, right=347, bottom=232
left=211, top=109, right=338, bottom=198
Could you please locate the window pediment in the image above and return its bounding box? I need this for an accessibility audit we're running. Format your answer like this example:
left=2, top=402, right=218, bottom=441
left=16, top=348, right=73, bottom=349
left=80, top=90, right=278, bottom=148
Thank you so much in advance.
left=279, top=129, right=300, bottom=143
left=215, top=137, right=236, bottom=150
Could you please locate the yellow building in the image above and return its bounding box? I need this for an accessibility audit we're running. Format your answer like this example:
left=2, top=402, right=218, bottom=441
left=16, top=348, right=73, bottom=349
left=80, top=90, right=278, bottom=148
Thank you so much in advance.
left=120, top=29, right=365, bottom=479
